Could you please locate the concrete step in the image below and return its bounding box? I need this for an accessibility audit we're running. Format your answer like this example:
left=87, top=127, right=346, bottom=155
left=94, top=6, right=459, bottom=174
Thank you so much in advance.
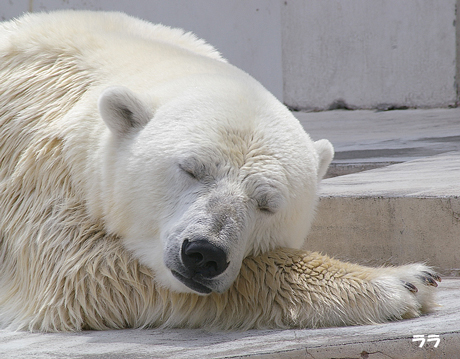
left=306, top=151, right=460, bottom=276
left=293, top=108, right=460, bottom=275
left=294, top=108, right=460, bottom=177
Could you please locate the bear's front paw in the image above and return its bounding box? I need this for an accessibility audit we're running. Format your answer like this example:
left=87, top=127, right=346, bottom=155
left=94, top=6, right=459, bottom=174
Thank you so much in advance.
left=372, top=264, right=440, bottom=320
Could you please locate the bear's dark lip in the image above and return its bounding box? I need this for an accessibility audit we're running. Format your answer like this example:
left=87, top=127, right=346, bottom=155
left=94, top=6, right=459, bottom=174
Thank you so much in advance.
left=171, top=270, right=212, bottom=294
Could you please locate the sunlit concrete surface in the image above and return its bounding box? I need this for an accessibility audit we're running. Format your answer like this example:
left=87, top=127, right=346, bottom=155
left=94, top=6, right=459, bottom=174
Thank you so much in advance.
left=296, top=108, right=460, bottom=176
left=307, top=152, right=460, bottom=276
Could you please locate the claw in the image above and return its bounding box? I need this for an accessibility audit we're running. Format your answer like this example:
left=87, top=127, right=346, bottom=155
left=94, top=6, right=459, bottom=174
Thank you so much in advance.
left=402, top=281, right=418, bottom=293
left=420, top=271, right=440, bottom=287
left=423, top=271, right=442, bottom=283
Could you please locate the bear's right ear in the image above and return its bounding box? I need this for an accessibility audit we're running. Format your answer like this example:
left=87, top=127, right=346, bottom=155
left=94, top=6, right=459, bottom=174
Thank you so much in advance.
left=98, top=86, right=152, bottom=138
left=314, top=139, right=334, bottom=181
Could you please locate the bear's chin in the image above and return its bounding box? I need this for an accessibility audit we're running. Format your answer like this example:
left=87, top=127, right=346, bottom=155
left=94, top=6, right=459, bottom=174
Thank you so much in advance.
left=171, top=270, right=213, bottom=295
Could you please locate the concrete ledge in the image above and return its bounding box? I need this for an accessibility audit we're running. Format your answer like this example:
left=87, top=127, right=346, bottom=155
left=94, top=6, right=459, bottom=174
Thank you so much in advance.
left=1, top=278, right=458, bottom=358
left=294, top=108, right=460, bottom=176
left=307, top=152, right=460, bottom=275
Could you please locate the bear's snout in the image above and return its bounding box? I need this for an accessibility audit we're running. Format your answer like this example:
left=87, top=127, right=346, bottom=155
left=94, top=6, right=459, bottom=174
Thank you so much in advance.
left=181, top=239, right=229, bottom=278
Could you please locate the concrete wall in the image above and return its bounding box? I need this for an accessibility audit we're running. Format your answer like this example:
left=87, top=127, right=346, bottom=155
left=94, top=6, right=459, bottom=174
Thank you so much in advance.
left=282, top=0, right=458, bottom=110
left=1, top=0, right=459, bottom=110
left=457, top=0, right=460, bottom=102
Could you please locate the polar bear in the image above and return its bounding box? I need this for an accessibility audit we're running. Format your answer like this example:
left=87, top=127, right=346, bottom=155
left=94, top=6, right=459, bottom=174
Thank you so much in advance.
left=0, top=11, right=439, bottom=331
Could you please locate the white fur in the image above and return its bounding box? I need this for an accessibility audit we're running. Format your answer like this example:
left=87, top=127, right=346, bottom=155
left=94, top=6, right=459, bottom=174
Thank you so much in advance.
left=0, top=11, right=438, bottom=331
left=0, top=10, right=329, bottom=295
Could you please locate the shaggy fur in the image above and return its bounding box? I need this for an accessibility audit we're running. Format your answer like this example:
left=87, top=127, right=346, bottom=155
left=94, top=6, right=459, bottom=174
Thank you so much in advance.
left=0, top=11, right=439, bottom=332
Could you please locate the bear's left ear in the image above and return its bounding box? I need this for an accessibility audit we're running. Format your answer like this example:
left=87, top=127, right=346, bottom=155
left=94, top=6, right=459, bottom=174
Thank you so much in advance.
left=314, top=139, right=334, bottom=181
left=98, top=86, right=152, bottom=138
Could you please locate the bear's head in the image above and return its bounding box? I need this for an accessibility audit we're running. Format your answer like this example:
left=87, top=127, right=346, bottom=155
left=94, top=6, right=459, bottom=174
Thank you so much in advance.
left=96, top=75, right=333, bottom=294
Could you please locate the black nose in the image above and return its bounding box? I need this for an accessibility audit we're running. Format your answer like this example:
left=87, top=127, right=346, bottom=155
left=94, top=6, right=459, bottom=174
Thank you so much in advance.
left=181, top=239, right=229, bottom=278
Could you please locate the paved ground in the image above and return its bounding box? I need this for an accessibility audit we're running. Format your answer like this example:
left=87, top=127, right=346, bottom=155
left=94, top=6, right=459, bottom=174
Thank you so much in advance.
left=1, top=108, right=459, bottom=358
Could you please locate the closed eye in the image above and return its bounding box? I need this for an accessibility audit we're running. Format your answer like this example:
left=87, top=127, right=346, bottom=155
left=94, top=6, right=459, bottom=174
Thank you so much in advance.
left=258, top=205, right=274, bottom=214
left=256, top=196, right=280, bottom=214
left=179, top=164, right=197, bottom=179
left=252, top=183, right=284, bottom=214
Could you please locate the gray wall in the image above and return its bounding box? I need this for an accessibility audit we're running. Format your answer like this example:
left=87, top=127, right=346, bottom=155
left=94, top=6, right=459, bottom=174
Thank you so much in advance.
left=282, top=0, right=458, bottom=110
left=2, top=0, right=459, bottom=110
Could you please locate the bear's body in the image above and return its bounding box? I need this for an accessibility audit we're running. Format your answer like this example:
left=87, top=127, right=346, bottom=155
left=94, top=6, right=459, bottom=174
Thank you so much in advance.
left=0, top=11, right=438, bottom=332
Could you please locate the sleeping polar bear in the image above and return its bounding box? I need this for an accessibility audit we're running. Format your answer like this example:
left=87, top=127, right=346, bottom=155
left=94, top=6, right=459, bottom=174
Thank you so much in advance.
left=0, top=11, right=439, bottom=331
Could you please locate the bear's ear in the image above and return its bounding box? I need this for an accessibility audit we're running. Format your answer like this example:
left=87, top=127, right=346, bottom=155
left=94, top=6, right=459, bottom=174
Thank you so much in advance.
left=98, top=86, right=152, bottom=137
left=314, top=139, right=334, bottom=181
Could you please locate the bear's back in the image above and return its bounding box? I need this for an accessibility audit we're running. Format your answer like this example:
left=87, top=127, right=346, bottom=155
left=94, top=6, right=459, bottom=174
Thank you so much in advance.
left=0, top=11, right=231, bottom=97
left=0, top=11, right=224, bottom=63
